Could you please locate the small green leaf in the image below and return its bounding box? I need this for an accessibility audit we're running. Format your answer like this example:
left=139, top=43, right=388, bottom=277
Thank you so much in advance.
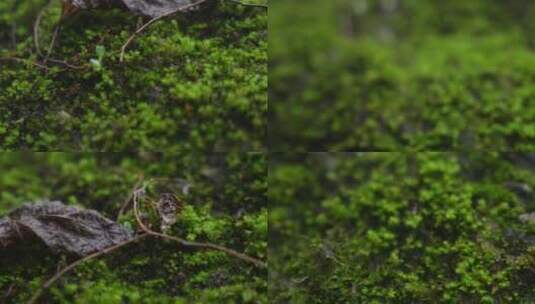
left=90, top=59, right=102, bottom=71
left=96, top=45, right=106, bottom=60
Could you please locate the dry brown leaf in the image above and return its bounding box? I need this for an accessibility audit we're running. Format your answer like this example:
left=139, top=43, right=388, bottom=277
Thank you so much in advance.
left=65, top=0, right=205, bottom=18
left=0, top=201, right=133, bottom=256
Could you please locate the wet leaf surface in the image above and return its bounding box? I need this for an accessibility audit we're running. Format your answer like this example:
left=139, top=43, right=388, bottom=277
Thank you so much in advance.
left=122, top=0, right=201, bottom=18
left=67, top=0, right=205, bottom=17
left=0, top=201, right=133, bottom=256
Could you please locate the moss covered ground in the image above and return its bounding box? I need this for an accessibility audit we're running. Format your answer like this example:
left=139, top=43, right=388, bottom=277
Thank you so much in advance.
left=269, top=153, right=535, bottom=303
left=270, top=0, right=535, bottom=151
left=0, top=0, right=267, bottom=151
left=0, top=152, right=267, bottom=303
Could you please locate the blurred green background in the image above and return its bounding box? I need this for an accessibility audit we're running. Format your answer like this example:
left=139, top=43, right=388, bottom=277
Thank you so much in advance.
left=0, top=152, right=267, bottom=303
left=269, top=152, right=535, bottom=303
left=269, top=0, right=535, bottom=151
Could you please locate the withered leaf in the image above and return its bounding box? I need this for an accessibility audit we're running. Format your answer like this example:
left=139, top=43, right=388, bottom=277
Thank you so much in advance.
left=0, top=201, right=133, bottom=256
left=122, top=0, right=201, bottom=18
left=67, top=0, right=204, bottom=18
left=70, top=0, right=123, bottom=9
left=156, top=193, right=183, bottom=232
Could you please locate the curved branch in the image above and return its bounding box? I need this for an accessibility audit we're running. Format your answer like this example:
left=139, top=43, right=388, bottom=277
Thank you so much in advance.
left=133, top=188, right=266, bottom=268
left=34, top=0, right=54, bottom=57
left=120, top=0, right=209, bottom=62
left=117, top=174, right=145, bottom=220
left=27, top=234, right=148, bottom=304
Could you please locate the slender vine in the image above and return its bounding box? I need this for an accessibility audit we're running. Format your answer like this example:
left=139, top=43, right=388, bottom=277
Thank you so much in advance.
left=131, top=180, right=267, bottom=268
left=26, top=179, right=266, bottom=303
left=27, top=234, right=148, bottom=304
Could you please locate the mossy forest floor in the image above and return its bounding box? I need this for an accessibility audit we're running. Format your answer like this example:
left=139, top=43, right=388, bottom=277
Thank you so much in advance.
left=4, top=1, right=535, bottom=303
left=270, top=0, right=535, bottom=151
left=0, top=0, right=267, bottom=151
left=270, top=153, right=535, bottom=303
left=0, top=152, right=267, bottom=303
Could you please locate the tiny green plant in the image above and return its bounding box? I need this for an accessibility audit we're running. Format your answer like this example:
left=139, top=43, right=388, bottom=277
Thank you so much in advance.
left=89, top=45, right=105, bottom=71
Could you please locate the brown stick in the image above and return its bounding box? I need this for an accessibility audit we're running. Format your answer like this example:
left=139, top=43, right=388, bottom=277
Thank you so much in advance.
left=43, top=23, right=62, bottom=64
left=33, top=1, right=75, bottom=67
left=46, top=58, right=88, bottom=70
left=0, top=56, right=88, bottom=71
left=132, top=187, right=267, bottom=268
left=26, top=234, right=148, bottom=304
left=117, top=175, right=145, bottom=220
left=0, top=57, right=49, bottom=70
left=34, top=0, right=53, bottom=57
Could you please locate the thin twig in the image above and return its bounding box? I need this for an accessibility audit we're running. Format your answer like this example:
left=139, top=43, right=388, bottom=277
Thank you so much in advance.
left=34, top=1, right=70, bottom=66
left=119, top=0, right=209, bottom=62
left=26, top=234, right=148, bottom=304
left=117, top=175, right=145, bottom=220
left=3, top=284, right=15, bottom=300
left=0, top=57, right=50, bottom=70
left=132, top=185, right=267, bottom=268
left=44, top=23, right=62, bottom=64
left=34, top=0, right=54, bottom=57
left=46, top=58, right=88, bottom=70
left=0, top=56, right=87, bottom=71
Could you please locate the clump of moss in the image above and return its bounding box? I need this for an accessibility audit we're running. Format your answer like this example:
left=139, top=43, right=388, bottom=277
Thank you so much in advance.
left=269, top=0, right=535, bottom=151
left=0, top=152, right=267, bottom=303
left=270, top=153, right=535, bottom=303
left=0, top=0, right=267, bottom=151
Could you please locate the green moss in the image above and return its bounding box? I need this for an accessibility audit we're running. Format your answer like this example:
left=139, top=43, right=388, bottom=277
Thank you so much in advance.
left=0, top=1, right=267, bottom=151
left=269, top=0, right=535, bottom=151
left=269, top=153, right=535, bottom=303
left=0, top=152, right=267, bottom=303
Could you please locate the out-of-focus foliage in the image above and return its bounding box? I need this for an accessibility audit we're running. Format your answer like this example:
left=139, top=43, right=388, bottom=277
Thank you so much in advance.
left=0, top=0, right=267, bottom=151
left=270, top=153, right=535, bottom=303
left=269, top=0, right=535, bottom=151
left=0, top=152, right=267, bottom=303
